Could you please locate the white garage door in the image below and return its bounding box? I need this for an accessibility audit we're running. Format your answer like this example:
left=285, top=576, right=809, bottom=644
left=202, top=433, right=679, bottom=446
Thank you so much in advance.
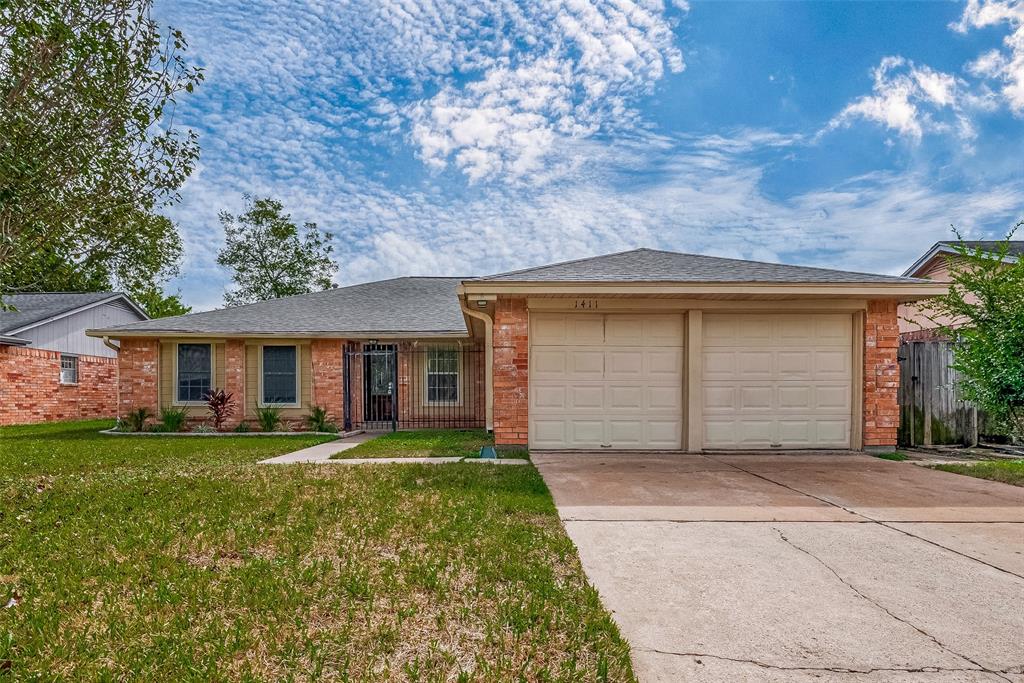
left=702, top=313, right=853, bottom=449
left=530, top=313, right=684, bottom=449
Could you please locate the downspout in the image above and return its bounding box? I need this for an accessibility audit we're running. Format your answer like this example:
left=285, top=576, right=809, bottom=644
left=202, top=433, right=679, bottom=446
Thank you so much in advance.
left=102, top=336, right=120, bottom=353
left=459, top=296, right=494, bottom=432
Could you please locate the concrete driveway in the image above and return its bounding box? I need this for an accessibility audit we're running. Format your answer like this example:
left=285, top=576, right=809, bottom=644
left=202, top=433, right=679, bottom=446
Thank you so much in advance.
left=533, top=452, right=1024, bottom=682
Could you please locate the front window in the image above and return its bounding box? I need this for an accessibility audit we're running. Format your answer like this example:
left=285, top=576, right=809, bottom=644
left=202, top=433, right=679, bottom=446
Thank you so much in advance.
left=59, top=355, right=78, bottom=384
left=177, top=343, right=211, bottom=402
left=426, top=347, right=459, bottom=404
left=262, top=345, right=297, bottom=405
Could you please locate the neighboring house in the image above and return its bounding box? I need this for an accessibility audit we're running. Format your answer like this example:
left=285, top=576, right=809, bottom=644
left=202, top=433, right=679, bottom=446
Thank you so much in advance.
left=88, top=248, right=945, bottom=451
left=899, top=240, right=1023, bottom=340
left=0, top=292, right=148, bottom=425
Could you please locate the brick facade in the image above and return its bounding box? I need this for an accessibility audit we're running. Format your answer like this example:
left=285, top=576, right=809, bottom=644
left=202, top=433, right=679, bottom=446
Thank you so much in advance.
left=0, top=346, right=118, bottom=426
left=223, top=339, right=247, bottom=429
left=492, top=297, right=529, bottom=446
left=117, top=338, right=159, bottom=419
left=863, top=300, right=900, bottom=448
left=311, top=339, right=345, bottom=422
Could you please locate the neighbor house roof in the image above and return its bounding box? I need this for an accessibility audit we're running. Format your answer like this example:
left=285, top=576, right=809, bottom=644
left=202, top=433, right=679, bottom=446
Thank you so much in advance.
left=87, top=277, right=471, bottom=338
left=902, top=241, right=1023, bottom=277
left=471, top=248, right=924, bottom=284
left=0, top=292, right=146, bottom=336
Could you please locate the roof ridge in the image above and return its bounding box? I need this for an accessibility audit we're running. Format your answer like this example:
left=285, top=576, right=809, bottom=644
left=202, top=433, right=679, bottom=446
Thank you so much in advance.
left=476, top=247, right=919, bottom=282
left=473, top=247, right=650, bottom=280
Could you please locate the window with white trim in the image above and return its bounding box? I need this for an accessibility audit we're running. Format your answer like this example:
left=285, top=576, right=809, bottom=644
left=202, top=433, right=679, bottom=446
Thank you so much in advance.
left=176, top=343, right=212, bottom=402
left=262, top=345, right=298, bottom=405
left=426, top=347, right=459, bottom=404
left=59, top=355, right=78, bottom=384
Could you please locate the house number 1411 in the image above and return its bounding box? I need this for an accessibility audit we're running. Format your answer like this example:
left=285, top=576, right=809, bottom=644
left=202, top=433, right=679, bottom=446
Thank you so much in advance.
left=574, top=299, right=598, bottom=309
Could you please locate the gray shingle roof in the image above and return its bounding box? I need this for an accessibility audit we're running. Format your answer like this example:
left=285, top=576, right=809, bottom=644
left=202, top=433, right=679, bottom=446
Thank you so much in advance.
left=0, top=292, right=128, bottom=334
left=91, top=277, right=470, bottom=336
left=472, top=248, right=923, bottom=283
left=938, top=240, right=1024, bottom=257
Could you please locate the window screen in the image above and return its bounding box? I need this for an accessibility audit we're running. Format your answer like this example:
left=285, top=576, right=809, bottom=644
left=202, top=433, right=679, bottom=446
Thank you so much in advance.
left=59, top=355, right=78, bottom=384
left=426, top=347, right=459, bottom=403
left=177, top=344, right=211, bottom=402
left=262, top=346, right=297, bottom=405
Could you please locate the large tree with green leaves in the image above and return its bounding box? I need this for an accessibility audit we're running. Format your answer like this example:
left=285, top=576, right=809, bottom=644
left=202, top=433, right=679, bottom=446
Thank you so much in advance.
left=925, top=222, right=1024, bottom=442
left=216, top=196, right=337, bottom=306
left=0, top=0, right=203, bottom=315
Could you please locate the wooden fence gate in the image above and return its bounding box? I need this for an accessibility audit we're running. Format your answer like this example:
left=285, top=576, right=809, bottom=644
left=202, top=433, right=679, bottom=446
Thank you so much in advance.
left=898, top=340, right=978, bottom=447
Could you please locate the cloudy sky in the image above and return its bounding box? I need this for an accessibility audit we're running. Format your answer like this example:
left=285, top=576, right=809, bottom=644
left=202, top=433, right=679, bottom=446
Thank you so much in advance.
left=154, top=0, right=1024, bottom=311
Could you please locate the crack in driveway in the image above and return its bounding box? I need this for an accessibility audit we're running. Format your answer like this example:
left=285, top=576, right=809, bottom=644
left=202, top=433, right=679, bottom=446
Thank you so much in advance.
left=639, top=647, right=1020, bottom=676
left=771, top=526, right=1014, bottom=682
left=700, top=453, right=1024, bottom=582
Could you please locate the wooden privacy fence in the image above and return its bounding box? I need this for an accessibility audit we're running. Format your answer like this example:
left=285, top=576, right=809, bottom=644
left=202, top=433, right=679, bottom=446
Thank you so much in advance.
left=898, top=340, right=979, bottom=447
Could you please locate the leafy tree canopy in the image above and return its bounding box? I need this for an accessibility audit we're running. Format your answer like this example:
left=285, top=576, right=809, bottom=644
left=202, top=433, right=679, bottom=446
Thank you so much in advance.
left=216, top=196, right=337, bottom=306
left=927, top=221, right=1024, bottom=441
left=0, top=0, right=203, bottom=313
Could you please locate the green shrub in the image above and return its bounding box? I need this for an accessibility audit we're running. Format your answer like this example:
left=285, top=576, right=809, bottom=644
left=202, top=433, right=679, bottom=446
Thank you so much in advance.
left=233, top=421, right=251, bottom=433
left=124, top=407, right=152, bottom=433
left=159, top=407, right=189, bottom=433
left=255, top=405, right=282, bottom=432
left=305, top=406, right=338, bottom=433
left=191, top=424, right=216, bottom=434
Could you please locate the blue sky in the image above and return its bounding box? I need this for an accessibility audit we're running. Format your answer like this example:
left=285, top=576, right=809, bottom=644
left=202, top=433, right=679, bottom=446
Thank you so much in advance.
left=155, top=0, right=1024, bottom=311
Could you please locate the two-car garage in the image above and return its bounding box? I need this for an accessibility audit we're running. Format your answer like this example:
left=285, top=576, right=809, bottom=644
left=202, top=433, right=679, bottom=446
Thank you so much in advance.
left=528, top=311, right=855, bottom=451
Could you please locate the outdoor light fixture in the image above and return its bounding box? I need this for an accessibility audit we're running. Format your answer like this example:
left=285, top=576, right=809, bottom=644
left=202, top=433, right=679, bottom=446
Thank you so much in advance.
left=476, top=300, right=488, bottom=308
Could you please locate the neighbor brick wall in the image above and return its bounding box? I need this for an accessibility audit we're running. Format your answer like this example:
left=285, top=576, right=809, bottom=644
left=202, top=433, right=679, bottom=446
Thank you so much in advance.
left=493, top=297, right=529, bottom=446
left=864, top=300, right=900, bottom=448
left=0, top=345, right=118, bottom=425
left=117, top=338, right=159, bottom=419
left=311, top=339, right=345, bottom=422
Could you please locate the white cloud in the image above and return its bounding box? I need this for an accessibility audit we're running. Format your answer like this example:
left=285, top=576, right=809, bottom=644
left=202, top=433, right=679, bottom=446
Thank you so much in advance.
left=825, top=57, right=970, bottom=141
left=953, top=0, right=1024, bottom=113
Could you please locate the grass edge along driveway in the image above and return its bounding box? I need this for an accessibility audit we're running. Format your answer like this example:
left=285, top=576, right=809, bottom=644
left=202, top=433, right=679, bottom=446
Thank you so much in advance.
left=0, top=420, right=633, bottom=681
left=931, top=459, right=1024, bottom=487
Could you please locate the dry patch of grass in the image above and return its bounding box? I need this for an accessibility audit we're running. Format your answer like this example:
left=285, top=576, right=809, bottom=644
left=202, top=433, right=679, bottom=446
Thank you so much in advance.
left=0, top=420, right=632, bottom=681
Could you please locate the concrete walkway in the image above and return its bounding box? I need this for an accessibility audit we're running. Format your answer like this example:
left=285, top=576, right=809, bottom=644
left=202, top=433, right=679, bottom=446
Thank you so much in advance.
left=535, top=452, right=1024, bottom=682
left=260, top=434, right=529, bottom=465
left=258, top=433, right=376, bottom=463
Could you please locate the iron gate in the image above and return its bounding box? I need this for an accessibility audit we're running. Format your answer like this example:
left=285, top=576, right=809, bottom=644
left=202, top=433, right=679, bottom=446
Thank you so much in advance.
left=343, top=343, right=485, bottom=432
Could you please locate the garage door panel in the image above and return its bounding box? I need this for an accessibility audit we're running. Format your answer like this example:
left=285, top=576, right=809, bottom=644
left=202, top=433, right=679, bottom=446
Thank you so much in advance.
left=529, top=312, right=683, bottom=449
left=702, top=313, right=853, bottom=449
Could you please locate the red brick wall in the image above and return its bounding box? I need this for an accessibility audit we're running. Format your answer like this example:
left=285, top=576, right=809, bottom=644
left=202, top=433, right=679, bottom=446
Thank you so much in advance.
left=864, top=300, right=900, bottom=448
left=0, top=346, right=118, bottom=425
left=311, top=339, right=345, bottom=422
left=493, top=297, right=529, bottom=445
left=223, top=339, right=247, bottom=428
left=117, top=338, right=159, bottom=419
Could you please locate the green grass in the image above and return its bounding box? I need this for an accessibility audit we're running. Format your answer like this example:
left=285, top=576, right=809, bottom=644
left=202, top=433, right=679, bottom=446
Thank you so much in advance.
left=872, top=451, right=908, bottom=461
left=0, top=420, right=632, bottom=681
left=333, top=429, right=497, bottom=459
left=932, top=460, right=1024, bottom=487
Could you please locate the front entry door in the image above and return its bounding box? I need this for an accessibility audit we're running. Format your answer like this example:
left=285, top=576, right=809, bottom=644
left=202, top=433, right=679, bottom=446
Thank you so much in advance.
left=364, top=344, right=396, bottom=426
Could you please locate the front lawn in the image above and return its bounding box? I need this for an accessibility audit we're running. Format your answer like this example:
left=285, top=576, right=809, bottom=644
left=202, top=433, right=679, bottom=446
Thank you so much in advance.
left=932, top=459, right=1024, bottom=487
left=333, top=429, right=496, bottom=459
left=0, top=420, right=632, bottom=681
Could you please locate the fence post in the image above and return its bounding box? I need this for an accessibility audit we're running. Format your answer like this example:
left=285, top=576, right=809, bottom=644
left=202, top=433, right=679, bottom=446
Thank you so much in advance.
left=390, top=346, right=398, bottom=433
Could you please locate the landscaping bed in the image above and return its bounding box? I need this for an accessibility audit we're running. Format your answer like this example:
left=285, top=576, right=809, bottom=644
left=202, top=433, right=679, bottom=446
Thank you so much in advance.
left=0, top=420, right=631, bottom=681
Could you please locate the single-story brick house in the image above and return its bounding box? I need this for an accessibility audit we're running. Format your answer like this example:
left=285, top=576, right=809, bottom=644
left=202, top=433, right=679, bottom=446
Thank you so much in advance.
left=88, top=249, right=946, bottom=451
left=1, top=292, right=148, bottom=425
